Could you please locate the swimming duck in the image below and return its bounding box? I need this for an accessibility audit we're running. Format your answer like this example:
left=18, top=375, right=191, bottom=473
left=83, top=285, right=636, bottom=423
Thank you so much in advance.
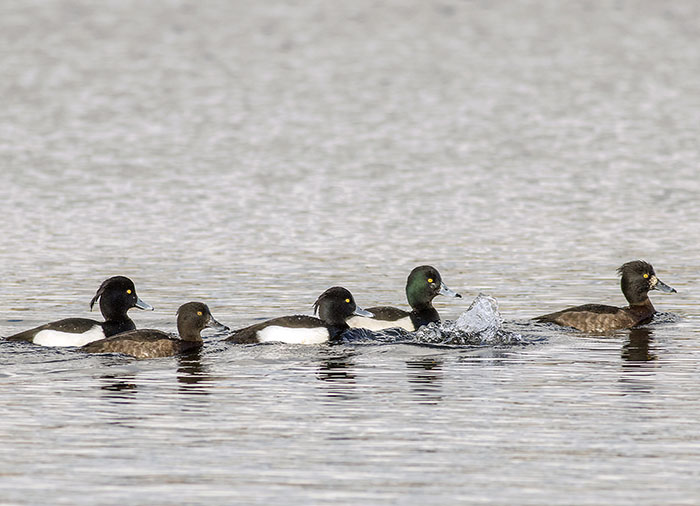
left=5, top=276, right=153, bottom=346
left=227, top=286, right=372, bottom=344
left=346, top=265, right=462, bottom=331
left=533, top=260, right=676, bottom=332
left=83, top=302, right=227, bottom=359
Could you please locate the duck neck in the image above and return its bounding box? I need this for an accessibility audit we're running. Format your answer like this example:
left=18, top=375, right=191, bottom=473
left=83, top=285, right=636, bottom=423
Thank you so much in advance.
left=178, top=330, right=204, bottom=343
left=410, top=306, right=440, bottom=328
left=406, top=283, right=435, bottom=314
left=628, top=297, right=655, bottom=315
left=102, top=318, right=136, bottom=337
left=178, top=340, right=203, bottom=353
left=178, top=326, right=204, bottom=343
left=326, top=322, right=349, bottom=340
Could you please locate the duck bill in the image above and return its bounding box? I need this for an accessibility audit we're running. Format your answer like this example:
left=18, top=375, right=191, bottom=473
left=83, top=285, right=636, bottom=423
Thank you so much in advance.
left=353, top=306, right=374, bottom=317
left=653, top=277, right=677, bottom=293
left=206, top=315, right=230, bottom=331
left=439, top=282, right=462, bottom=298
left=134, top=297, right=155, bottom=311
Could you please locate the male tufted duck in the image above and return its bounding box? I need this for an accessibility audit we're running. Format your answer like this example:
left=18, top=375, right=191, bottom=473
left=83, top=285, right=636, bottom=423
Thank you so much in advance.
left=346, top=265, right=461, bottom=331
left=5, top=276, right=153, bottom=346
left=227, top=286, right=372, bottom=344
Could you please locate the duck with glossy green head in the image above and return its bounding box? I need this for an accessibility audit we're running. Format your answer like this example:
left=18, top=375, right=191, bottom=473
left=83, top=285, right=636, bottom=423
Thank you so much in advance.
left=347, top=265, right=462, bottom=332
left=534, top=260, right=677, bottom=332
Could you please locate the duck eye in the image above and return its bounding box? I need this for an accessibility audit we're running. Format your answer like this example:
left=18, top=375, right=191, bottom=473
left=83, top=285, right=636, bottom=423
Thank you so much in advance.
left=197, top=311, right=203, bottom=316
left=126, top=289, right=132, bottom=294
left=427, top=278, right=434, bottom=284
left=643, top=273, right=649, bottom=279
left=345, top=298, right=351, bottom=303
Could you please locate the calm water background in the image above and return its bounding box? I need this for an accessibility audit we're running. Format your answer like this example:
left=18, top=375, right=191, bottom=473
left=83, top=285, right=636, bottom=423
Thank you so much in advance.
left=2, top=1, right=700, bottom=504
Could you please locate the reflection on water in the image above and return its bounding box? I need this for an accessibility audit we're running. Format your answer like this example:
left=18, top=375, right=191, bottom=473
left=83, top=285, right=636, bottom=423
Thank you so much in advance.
left=454, top=348, right=520, bottom=368
left=622, top=328, right=657, bottom=364
left=406, top=358, right=443, bottom=404
left=99, top=374, right=139, bottom=402
left=176, top=349, right=213, bottom=395
left=316, top=353, right=357, bottom=402
left=619, top=328, right=658, bottom=395
left=316, top=355, right=357, bottom=383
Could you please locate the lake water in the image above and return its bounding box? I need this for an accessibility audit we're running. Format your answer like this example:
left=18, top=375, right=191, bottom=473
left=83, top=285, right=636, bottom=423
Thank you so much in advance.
left=2, top=1, right=700, bottom=504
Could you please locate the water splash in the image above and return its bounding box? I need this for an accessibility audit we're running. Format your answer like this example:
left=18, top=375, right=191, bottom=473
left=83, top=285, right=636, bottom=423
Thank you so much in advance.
left=341, top=294, right=525, bottom=346
left=651, top=311, right=682, bottom=325
left=414, top=294, right=524, bottom=346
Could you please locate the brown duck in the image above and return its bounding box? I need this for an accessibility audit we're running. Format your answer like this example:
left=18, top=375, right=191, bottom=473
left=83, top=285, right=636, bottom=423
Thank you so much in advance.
left=534, top=260, right=676, bottom=332
left=83, top=302, right=228, bottom=358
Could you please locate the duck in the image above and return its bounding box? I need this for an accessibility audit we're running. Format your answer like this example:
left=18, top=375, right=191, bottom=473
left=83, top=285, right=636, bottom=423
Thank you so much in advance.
left=346, top=265, right=462, bottom=331
left=83, top=302, right=228, bottom=359
left=533, top=260, right=677, bottom=332
left=5, top=276, right=154, bottom=346
left=226, top=286, right=373, bottom=344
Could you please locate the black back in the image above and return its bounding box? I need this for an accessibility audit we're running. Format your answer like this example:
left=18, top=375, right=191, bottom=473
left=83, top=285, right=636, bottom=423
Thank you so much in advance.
left=5, top=318, right=100, bottom=341
left=364, top=306, right=411, bottom=322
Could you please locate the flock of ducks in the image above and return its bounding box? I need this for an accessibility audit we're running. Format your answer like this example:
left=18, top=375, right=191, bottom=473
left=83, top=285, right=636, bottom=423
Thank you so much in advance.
left=3, top=261, right=676, bottom=359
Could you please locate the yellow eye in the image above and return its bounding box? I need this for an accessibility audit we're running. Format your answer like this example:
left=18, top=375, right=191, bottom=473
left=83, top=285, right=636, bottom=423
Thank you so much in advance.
left=345, top=298, right=351, bottom=303
left=126, top=289, right=132, bottom=294
left=427, top=278, right=434, bottom=283
left=197, top=311, right=203, bottom=316
left=643, top=273, right=649, bottom=279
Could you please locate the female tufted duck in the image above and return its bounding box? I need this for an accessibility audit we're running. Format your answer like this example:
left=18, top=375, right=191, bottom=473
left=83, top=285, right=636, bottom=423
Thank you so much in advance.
left=83, top=301, right=227, bottom=358
left=534, top=260, right=676, bottom=332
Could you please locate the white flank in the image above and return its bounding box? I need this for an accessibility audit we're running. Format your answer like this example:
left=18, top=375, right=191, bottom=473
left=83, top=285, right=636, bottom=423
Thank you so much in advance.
left=346, top=316, right=415, bottom=332
left=256, top=325, right=330, bottom=344
left=33, top=325, right=106, bottom=347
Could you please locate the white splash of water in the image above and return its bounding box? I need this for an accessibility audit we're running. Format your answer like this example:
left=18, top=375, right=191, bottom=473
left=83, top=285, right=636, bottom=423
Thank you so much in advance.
left=414, top=294, right=523, bottom=346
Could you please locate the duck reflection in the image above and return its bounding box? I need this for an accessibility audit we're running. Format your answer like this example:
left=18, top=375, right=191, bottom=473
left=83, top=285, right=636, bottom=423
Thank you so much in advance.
left=96, top=349, right=214, bottom=400
left=455, top=348, right=516, bottom=367
left=99, top=373, right=139, bottom=402
left=406, top=357, right=443, bottom=404
left=316, top=354, right=357, bottom=401
left=619, top=327, right=657, bottom=395
left=317, top=357, right=356, bottom=382
left=176, top=348, right=213, bottom=395
left=622, top=328, right=656, bottom=364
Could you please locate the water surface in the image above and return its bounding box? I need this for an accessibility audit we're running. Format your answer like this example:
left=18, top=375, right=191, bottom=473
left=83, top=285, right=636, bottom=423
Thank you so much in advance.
left=1, top=1, right=700, bottom=504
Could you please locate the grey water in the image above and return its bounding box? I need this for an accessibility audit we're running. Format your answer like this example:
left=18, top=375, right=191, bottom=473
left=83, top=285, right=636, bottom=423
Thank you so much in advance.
left=2, top=0, right=700, bottom=504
